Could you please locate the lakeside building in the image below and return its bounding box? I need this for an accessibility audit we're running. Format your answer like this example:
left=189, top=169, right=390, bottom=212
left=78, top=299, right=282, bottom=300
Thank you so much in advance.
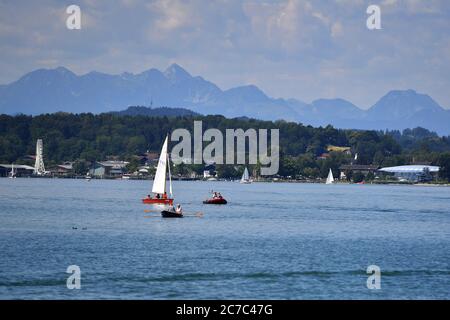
left=318, top=145, right=353, bottom=160
left=89, top=161, right=129, bottom=178
left=339, top=164, right=380, bottom=179
left=136, top=152, right=160, bottom=166
left=203, top=163, right=217, bottom=179
left=378, top=165, right=439, bottom=182
left=48, top=162, right=74, bottom=177
left=0, top=164, right=35, bottom=177
left=326, top=145, right=352, bottom=155
left=317, top=153, right=330, bottom=160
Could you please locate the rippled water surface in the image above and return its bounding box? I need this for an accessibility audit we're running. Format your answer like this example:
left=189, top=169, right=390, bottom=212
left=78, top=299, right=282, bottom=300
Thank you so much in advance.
left=0, top=178, right=449, bottom=299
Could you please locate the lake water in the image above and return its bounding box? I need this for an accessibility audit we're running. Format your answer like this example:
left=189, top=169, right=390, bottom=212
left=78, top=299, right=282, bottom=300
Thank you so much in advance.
left=0, top=178, right=449, bottom=299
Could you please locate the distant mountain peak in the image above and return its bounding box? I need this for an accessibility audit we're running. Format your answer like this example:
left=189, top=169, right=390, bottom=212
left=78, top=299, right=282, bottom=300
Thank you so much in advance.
left=140, top=67, right=160, bottom=75
left=312, top=98, right=357, bottom=106
left=19, top=66, right=76, bottom=83
left=311, top=98, right=361, bottom=113
left=163, top=63, right=191, bottom=82
left=370, top=89, right=443, bottom=117
left=55, top=66, right=73, bottom=74
left=84, top=70, right=110, bottom=77
left=383, top=89, right=428, bottom=100
left=225, top=84, right=268, bottom=100
left=390, top=89, right=416, bottom=95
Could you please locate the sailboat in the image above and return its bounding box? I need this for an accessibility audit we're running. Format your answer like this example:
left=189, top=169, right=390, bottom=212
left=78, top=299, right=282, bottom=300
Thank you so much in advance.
left=85, top=161, right=95, bottom=181
left=142, top=136, right=174, bottom=205
left=325, top=168, right=335, bottom=184
left=8, top=163, right=17, bottom=179
left=240, top=167, right=251, bottom=184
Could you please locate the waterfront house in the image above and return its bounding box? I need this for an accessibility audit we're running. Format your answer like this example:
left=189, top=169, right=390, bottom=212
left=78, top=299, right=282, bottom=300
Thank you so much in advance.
left=89, top=161, right=129, bottom=178
left=0, top=164, right=35, bottom=177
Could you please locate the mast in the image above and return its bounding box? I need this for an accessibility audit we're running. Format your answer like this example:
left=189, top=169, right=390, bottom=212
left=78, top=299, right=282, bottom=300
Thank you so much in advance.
left=163, top=152, right=166, bottom=195
left=167, top=152, right=173, bottom=197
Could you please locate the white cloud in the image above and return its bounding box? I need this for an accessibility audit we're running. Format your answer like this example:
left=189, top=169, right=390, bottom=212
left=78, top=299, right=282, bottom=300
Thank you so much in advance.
left=148, top=0, right=193, bottom=31
left=0, top=0, right=449, bottom=108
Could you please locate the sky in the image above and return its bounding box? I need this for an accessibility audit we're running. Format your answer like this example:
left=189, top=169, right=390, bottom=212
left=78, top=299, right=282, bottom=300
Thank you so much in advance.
left=0, top=0, right=449, bottom=109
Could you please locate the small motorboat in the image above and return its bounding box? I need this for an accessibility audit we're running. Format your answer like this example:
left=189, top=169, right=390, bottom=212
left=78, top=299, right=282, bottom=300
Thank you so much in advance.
left=203, top=197, right=227, bottom=204
left=203, top=191, right=227, bottom=204
left=161, top=209, right=183, bottom=218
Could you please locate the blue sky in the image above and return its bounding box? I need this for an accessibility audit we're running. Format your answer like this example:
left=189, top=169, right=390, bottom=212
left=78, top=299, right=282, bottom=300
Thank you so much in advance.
left=0, top=0, right=449, bottom=108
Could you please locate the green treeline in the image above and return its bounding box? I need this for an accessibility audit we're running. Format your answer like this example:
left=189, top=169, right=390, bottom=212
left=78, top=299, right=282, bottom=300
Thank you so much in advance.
left=1, top=113, right=450, bottom=180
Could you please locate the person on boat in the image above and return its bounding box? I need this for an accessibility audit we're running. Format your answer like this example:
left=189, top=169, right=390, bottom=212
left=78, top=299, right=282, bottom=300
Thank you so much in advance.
left=147, top=194, right=152, bottom=199
left=163, top=192, right=167, bottom=199
left=156, top=194, right=160, bottom=199
left=175, top=204, right=182, bottom=214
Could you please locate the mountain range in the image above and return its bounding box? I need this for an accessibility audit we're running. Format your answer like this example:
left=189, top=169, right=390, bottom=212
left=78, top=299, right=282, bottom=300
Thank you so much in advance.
left=1, top=64, right=449, bottom=135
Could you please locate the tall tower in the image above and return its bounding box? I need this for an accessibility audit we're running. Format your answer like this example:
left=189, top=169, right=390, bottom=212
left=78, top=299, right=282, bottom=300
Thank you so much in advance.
left=34, top=139, right=46, bottom=175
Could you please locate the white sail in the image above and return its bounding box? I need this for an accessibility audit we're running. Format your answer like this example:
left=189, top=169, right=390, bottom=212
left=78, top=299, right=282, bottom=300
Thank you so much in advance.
left=152, top=136, right=169, bottom=194
left=241, top=167, right=250, bottom=183
left=9, top=163, right=16, bottom=178
left=326, top=168, right=334, bottom=184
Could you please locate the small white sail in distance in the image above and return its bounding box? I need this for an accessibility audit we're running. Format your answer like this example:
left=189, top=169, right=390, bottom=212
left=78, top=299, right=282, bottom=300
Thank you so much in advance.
left=152, top=136, right=172, bottom=195
left=9, top=163, right=16, bottom=178
left=241, top=167, right=250, bottom=183
left=326, top=168, right=334, bottom=184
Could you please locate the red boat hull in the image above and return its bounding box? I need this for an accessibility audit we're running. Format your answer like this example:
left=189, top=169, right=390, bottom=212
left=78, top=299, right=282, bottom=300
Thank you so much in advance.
left=203, top=198, right=227, bottom=204
left=142, top=198, right=174, bottom=205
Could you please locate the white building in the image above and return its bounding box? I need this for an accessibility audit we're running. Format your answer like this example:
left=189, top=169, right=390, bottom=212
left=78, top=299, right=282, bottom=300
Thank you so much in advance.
left=378, top=165, right=439, bottom=182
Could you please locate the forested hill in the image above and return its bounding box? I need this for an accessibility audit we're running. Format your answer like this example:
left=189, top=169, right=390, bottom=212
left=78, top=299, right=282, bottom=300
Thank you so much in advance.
left=110, top=106, right=199, bottom=117
left=0, top=113, right=449, bottom=171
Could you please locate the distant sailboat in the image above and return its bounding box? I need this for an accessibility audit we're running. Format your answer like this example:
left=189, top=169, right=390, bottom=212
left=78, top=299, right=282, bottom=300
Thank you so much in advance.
left=240, top=167, right=251, bottom=184
left=86, top=161, right=95, bottom=181
left=8, top=163, right=17, bottom=179
left=325, top=168, right=334, bottom=184
left=142, top=136, right=174, bottom=205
